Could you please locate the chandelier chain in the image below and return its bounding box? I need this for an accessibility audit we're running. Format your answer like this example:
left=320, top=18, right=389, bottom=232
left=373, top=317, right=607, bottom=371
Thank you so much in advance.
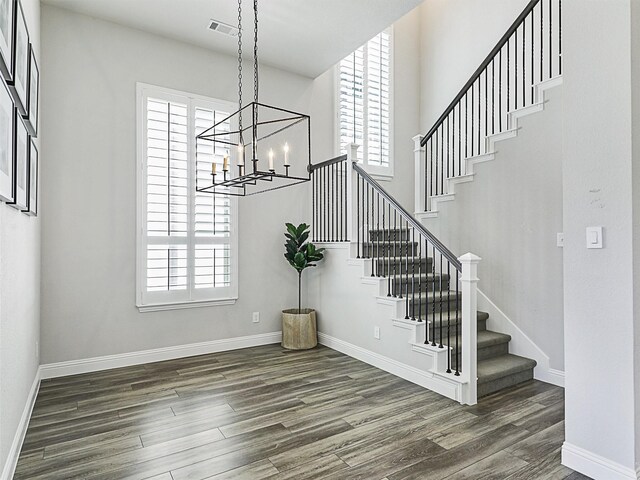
left=237, top=0, right=243, bottom=136
left=253, top=0, right=259, bottom=104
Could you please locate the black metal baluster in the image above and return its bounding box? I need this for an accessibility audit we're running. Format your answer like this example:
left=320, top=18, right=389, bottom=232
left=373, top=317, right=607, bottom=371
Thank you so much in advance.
left=492, top=58, right=495, bottom=135
left=446, top=261, right=451, bottom=373
left=515, top=27, right=518, bottom=111
left=331, top=163, right=334, bottom=242
left=366, top=181, right=370, bottom=259
left=323, top=166, right=327, bottom=242
left=471, top=81, right=475, bottom=156
left=446, top=116, right=450, bottom=181
left=549, top=0, right=552, bottom=79
left=375, top=191, right=380, bottom=277
left=344, top=160, right=348, bottom=240
left=356, top=172, right=360, bottom=257
left=435, top=129, right=439, bottom=196
left=531, top=9, right=534, bottom=103
left=411, top=227, right=416, bottom=320
left=499, top=49, right=503, bottom=131
left=465, top=92, right=468, bottom=160
left=393, top=209, right=397, bottom=297
left=339, top=161, right=343, bottom=241
left=312, top=171, right=315, bottom=241
left=398, top=213, right=403, bottom=299
left=418, top=234, right=422, bottom=322
left=559, top=0, right=562, bottom=75
left=507, top=35, right=511, bottom=114
left=455, top=269, right=460, bottom=376
left=484, top=69, right=488, bottom=151
left=540, top=0, right=544, bottom=82
left=404, top=218, right=410, bottom=320
left=441, top=126, right=445, bottom=194
left=427, top=139, right=432, bottom=210
left=522, top=19, right=526, bottom=108
left=387, top=202, right=391, bottom=296
left=431, top=245, right=436, bottom=346
left=439, top=253, right=443, bottom=348
left=458, top=103, right=461, bottom=176
left=361, top=176, right=366, bottom=258
left=477, top=80, right=481, bottom=155
left=381, top=194, right=385, bottom=279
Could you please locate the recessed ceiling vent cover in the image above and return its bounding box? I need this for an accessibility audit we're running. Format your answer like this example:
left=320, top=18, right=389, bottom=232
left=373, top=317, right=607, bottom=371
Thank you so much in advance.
left=208, top=19, right=239, bottom=37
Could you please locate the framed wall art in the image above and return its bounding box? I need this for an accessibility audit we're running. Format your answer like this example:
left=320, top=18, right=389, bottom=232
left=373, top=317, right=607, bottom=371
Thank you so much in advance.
left=22, top=137, right=35, bottom=215
left=8, top=108, right=27, bottom=209
left=0, top=0, right=14, bottom=80
left=9, top=0, right=28, bottom=115
left=24, top=42, right=36, bottom=135
left=0, top=78, right=14, bottom=202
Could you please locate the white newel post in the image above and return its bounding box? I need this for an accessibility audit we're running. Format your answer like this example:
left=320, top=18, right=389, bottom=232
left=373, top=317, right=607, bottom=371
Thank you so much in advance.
left=413, top=135, right=425, bottom=214
left=345, top=143, right=359, bottom=245
left=459, top=252, right=481, bottom=405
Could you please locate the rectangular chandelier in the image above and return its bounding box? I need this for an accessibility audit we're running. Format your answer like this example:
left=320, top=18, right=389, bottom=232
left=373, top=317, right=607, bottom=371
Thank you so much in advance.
left=196, top=102, right=311, bottom=197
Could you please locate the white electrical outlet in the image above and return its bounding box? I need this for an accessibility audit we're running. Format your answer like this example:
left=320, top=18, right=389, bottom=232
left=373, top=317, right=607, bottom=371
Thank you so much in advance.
left=252, top=312, right=260, bottom=323
left=557, top=233, right=564, bottom=247
left=374, top=326, right=380, bottom=339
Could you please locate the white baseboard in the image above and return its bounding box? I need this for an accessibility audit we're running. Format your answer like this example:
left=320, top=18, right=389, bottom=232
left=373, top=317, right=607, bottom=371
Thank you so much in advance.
left=318, top=332, right=465, bottom=403
left=562, top=442, right=638, bottom=480
left=1, top=367, right=41, bottom=480
left=40, top=332, right=282, bottom=379
left=477, top=289, right=564, bottom=388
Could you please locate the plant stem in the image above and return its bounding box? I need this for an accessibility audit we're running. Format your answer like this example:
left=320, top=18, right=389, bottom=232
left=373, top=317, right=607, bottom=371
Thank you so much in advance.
left=298, top=271, right=302, bottom=314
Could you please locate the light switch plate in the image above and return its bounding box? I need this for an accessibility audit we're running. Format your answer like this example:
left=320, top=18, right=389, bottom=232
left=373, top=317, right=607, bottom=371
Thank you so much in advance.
left=586, top=226, right=603, bottom=249
left=374, top=326, right=380, bottom=339
left=557, top=233, right=564, bottom=247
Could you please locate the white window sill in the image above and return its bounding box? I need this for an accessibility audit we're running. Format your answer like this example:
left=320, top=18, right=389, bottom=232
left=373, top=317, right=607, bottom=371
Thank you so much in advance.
left=369, top=172, right=394, bottom=182
left=137, top=298, right=237, bottom=313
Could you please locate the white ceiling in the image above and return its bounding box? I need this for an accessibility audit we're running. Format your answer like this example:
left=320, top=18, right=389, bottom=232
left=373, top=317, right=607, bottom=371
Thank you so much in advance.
left=42, top=0, right=423, bottom=78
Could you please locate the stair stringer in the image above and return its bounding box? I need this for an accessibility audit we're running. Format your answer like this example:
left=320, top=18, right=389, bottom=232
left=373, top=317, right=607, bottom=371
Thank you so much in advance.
left=311, top=243, right=471, bottom=403
left=417, top=76, right=563, bottom=220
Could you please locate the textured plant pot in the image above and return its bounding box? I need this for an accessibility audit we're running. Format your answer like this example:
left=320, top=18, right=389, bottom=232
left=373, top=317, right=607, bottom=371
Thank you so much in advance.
left=281, top=308, right=317, bottom=350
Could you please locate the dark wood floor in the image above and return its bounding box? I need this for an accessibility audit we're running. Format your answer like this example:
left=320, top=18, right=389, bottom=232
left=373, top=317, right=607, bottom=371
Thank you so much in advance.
left=14, top=344, right=588, bottom=480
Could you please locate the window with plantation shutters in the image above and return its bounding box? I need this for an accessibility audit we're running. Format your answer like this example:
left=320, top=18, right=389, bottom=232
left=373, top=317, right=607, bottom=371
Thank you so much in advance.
left=136, top=84, right=238, bottom=311
left=338, top=28, right=392, bottom=176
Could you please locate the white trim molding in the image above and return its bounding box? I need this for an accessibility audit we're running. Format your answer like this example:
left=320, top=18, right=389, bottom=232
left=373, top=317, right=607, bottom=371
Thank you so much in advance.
left=137, top=297, right=237, bottom=313
left=562, top=442, right=639, bottom=480
left=477, top=288, right=565, bottom=387
left=318, top=332, right=467, bottom=403
left=40, top=332, right=282, bottom=379
left=1, top=368, right=41, bottom=480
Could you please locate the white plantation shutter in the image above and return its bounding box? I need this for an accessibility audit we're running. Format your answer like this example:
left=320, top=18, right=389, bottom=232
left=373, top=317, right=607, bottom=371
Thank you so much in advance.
left=137, top=84, right=238, bottom=309
left=339, top=29, right=392, bottom=172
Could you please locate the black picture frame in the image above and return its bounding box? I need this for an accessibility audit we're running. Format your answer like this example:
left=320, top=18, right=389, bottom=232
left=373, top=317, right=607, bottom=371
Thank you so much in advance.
left=23, top=42, right=36, bottom=136
left=8, top=0, right=27, bottom=115
left=22, top=136, right=35, bottom=215
left=0, top=0, right=14, bottom=81
left=8, top=107, right=27, bottom=209
left=0, top=78, right=14, bottom=202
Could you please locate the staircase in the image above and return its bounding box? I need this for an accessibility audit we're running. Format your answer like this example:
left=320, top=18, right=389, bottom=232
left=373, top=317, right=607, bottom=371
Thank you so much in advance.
left=367, top=227, right=536, bottom=398
left=308, top=0, right=561, bottom=405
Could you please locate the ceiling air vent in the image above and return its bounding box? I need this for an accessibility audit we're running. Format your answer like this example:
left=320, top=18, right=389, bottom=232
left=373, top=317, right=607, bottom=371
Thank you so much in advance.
left=208, top=19, right=239, bottom=37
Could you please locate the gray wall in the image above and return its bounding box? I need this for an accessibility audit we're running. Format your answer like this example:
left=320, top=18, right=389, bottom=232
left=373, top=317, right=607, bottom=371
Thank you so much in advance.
left=417, top=0, right=564, bottom=370
left=39, top=5, right=334, bottom=364
left=0, top=0, right=41, bottom=470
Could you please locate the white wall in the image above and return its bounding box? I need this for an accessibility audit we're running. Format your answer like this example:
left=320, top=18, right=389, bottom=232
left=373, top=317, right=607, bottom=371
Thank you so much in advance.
left=0, top=0, right=41, bottom=472
left=421, top=87, right=564, bottom=370
left=39, top=5, right=334, bottom=364
left=561, top=0, right=638, bottom=477
left=632, top=0, right=640, bottom=470
left=419, top=0, right=529, bottom=131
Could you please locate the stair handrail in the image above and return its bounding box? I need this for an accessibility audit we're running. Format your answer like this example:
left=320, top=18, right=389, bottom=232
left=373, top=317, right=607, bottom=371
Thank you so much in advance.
left=352, top=161, right=461, bottom=271
left=420, top=0, right=540, bottom=146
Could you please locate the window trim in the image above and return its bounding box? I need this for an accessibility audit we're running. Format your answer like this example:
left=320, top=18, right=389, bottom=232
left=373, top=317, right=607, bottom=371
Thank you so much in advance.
left=135, top=82, right=239, bottom=312
left=335, top=26, right=394, bottom=181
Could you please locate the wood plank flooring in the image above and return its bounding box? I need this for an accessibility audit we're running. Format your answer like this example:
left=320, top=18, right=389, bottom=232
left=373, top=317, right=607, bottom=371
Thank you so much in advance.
left=14, top=344, right=589, bottom=479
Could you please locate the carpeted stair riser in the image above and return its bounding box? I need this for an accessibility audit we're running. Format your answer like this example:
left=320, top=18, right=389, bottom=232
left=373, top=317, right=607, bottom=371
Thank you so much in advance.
left=362, top=242, right=419, bottom=256
left=389, top=274, right=450, bottom=294
left=374, top=257, right=433, bottom=275
left=369, top=229, right=411, bottom=242
left=478, top=369, right=534, bottom=397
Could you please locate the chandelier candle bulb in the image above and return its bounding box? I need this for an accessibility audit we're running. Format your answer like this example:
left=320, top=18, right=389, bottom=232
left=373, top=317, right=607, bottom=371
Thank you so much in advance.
left=237, top=144, right=244, bottom=166
left=223, top=156, right=229, bottom=172
left=268, top=149, right=275, bottom=171
left=283, top=143, right=290, bottom=166
left=211, top=162, right=216, bottom=174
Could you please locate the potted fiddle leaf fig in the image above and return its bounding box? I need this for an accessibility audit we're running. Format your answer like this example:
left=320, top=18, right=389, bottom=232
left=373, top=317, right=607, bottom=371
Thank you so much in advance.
left=282, top=223, right=324, bottom=350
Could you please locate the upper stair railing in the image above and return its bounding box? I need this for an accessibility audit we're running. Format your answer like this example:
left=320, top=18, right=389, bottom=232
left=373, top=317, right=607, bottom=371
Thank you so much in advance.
left=310, top=145, right=480, bottom=404
left=418, top=0, right=562, bottom=212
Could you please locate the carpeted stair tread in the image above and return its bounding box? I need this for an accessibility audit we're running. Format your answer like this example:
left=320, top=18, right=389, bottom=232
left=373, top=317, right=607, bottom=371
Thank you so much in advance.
left=477, top=354, right=537, bottom=384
